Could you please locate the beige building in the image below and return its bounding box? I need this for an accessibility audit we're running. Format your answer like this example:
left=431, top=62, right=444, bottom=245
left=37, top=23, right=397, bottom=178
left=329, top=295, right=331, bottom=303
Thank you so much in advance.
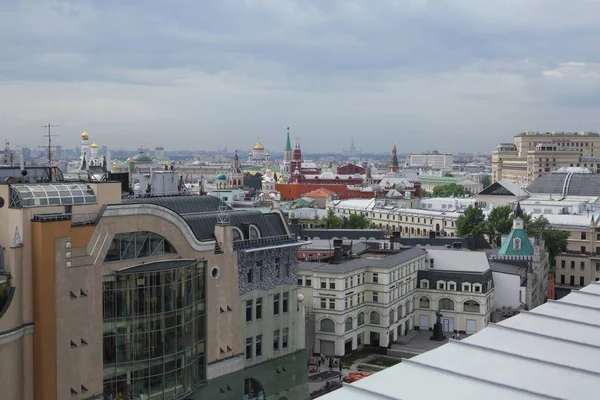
left=492, top=131, right=600, bottom=185
left=0, top=182, right=307, bottom=400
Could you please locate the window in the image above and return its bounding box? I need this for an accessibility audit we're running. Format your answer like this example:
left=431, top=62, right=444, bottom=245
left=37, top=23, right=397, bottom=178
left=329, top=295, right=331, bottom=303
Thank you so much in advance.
left=320, top=318, right=335, bottom=333
left=329, top=279, right=335, bottom=289
left=462, top=283, right=471, bottom=292
left=246, top=337, right=253, bottom=359
left=464, top=300, right=480, bottom=313
left=256, top=297, right=262, bottom=319
left=106, top=231, right=178, bottom=263
left=282, top=292, right=289, bottom=313
left=448, top=283, right=456, bottom=291
left=370, top=311, right=380, bottom=325
left=582, top=232, right=587, bottom=240
left=297, top=277, right=303, bottom=286
left=373, top=292, right=379, bottom=302
left=282, top=328, right=289, bottom=349
left=419, top=296, right=430, bottom=308
left=421, top=280, right=429, bottom=289
left=357, top=312, right=365, bottom=326
left=246, top=299, right=253, bottom=322
left=571, top=261, right=575, bottom=270
left=345, top=278, right=349, bottom=289
left=247, top=268, right=253, bottom=284
left=275, top=263, right=281, bottom=278
left=580, top=276, right=585, bottom=286
left=257, top=263, right=264, bottom=281
left=389, top=310, right=395, bottom=325
left=473, top=284, right=482, bottom=293
left=306, top=277, right=312, bottom=286
left=581, top=246, right=587, bottom=254
left=345, top=317, right=353, bottom=332
left=596, top=263, right=600, bottom=272
left=273, top=330, right=280, bottom=351
left=255, top=335, right=262, bottom=357
left=320, top=278, right=327, bottom=289
left=320, top=298, right=326, bottom=309
left=273, top=294, right=280, bottom=315
left=439, top=298, right=455, bottom=311
left=581, top=262, right=585, bottom=271
left=329, top=298, right=335, bottom=310
left=373, top=273, right=379, bottom=283
left=561, top=260, right=566, bottom=268
left=437, top=281, right=445, bottom=290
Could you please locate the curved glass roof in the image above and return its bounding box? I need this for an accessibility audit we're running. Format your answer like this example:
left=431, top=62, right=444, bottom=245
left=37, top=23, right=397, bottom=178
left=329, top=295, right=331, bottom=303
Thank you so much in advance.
left=9, top=183, right=97, bottom=208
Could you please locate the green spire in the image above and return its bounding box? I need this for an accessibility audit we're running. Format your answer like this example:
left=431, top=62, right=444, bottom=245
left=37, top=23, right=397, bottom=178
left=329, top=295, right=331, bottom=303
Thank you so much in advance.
left=285, top=129, right=292, bottom=151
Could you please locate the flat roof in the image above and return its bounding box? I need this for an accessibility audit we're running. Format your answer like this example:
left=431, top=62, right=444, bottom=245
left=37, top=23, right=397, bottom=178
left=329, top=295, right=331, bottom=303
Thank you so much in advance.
left=320, top=282, right=600, bottom=400
left=426, top=249, right=490, bottom=273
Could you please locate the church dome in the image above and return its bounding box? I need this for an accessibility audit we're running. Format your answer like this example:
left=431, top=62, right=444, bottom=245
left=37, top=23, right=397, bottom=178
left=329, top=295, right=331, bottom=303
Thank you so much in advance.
left=91, top=143, right=98, bottom=149
left=216, top=173, right=227, bottom=181
left=131, top=152, right=153, bottom=163
left=81, top=131, right=89, bottom=139
left=253, top=142, right=265, bottom=151
left=248, top=152, right=252, bottom=156
left=278, top=176, right=285, bottom=183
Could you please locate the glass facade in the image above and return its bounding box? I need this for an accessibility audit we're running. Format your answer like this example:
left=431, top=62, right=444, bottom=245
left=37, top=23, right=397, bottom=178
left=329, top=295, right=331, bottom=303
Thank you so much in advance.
left=104, top=232, right=176, bottom=263
left=9, top=183, right=96, bottom=208
left=102, top=261, right=206, bottom=399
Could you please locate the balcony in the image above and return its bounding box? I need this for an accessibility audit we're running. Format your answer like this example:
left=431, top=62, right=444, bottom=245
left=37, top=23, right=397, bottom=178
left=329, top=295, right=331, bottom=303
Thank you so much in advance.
left=233, top=234, right=297, bottom=250
left=32, top=212, right=98, bottom=226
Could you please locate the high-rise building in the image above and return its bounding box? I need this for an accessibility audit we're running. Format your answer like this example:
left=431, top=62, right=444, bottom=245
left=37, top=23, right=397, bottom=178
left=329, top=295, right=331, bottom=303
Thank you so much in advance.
left=492, top=131, right=600, bottom=185
left=406, top=152, right=453, bottom=169
left=155, top=147, right=165, bottom=160
left=0, top=183, right=308, bottom=400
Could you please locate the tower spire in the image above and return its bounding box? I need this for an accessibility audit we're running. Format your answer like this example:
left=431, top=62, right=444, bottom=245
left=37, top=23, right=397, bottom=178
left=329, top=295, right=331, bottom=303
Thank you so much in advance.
left=285, top=127, right=292, bottom=151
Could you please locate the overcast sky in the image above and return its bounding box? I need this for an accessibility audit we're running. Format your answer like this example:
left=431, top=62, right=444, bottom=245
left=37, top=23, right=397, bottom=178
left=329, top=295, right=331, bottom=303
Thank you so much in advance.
left=2, top=0, right=600, bottom=154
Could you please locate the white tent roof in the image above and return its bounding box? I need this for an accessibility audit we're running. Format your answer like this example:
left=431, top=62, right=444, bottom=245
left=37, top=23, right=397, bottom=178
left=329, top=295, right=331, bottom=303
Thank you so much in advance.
left=320, top=282, right=600, bottom=400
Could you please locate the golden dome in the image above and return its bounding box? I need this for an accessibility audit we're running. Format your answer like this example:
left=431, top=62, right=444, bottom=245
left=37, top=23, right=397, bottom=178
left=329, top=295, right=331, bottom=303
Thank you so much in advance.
left=253, top=142, right=265, bottom=151
left=265, top=152, right=270, bottom=156
left=112, top=161, right=117, bottom=166
left=91, top=143, right=98, bottom=149
left=81, top=131, right=89, bottom=139
left=278, top=176, right=285, bottom=183
left=248, top=152, right=252, bottom=156
left=146, top=153, right=152, bottom=157
left=126, top=157, right=131, bottom=162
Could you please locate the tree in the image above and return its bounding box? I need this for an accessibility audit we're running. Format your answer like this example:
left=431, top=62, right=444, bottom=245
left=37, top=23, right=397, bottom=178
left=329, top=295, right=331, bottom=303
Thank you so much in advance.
left=523, top=214, right=569, bottom=270
left=456, top=205, right=486, bottom=237
left=485, top=205, right=513, bottom=247
left=322, top=208, right=343, bottom=229
left=420, top=189, right=432, bottom=198
left=432, top=183, right=469, bottom=197
left=349, top=213, right=370, bottom=229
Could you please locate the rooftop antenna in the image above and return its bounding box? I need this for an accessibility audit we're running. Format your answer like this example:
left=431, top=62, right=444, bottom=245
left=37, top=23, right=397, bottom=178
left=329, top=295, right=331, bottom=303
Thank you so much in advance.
left=40, top=123, right=59, bottom=166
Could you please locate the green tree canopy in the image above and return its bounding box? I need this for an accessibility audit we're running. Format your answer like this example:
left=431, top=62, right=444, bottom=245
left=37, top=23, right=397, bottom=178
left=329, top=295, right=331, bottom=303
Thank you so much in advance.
left=349, top=213, right=370, bottom=229
left=485, top=205, right=514, bottom=247
left=522, top=214, right=569, bottom=270
left=432, top=183, right=469, bottom=197
left=322, top=208, right=343, bottom=229
left=456, top=205, right=486, bottom=237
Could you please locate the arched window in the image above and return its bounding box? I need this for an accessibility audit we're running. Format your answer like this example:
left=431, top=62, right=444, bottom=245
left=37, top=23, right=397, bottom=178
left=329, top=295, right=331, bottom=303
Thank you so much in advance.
left=320, top=318, right=335, bottom=333
left=464, top=300, right=480, bottom=313
left=370, top=311, right=380, bottom=325
left=439, top=298, right=455, bottom=311
left=104, top=231, right=176, bottom=262
left=389, top=309, right=395, bottom=325
left=357, top=312, right=365, bottom=326
left=244, top=378, right=265, bottom=400
left=419, top=296, right=430, bottom=309
left=233, top=227, right=244, bottom=241
left=345, top=317, right=353, bottom=332
left=404, top=303, right=408, bottom=317
left=249, top=225, right=261, bottom=239
left=397, top=304, right=403, bottom=319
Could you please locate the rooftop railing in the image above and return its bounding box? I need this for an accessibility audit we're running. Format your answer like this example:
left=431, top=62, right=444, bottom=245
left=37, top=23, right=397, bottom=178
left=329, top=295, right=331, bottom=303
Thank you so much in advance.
left=32, top=212, right=98, bottom=226
left=233, top=234, right=297, bottom=250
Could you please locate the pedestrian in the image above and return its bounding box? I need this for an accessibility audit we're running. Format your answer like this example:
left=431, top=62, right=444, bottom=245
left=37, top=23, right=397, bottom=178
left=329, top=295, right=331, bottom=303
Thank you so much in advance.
left=452, top=332, right=456, bottom=340
left=456, top=332, right=460, bottom=340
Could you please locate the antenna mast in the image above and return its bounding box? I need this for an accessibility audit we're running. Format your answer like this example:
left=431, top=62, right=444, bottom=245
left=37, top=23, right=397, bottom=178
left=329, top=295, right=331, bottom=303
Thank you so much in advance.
left=41, top=123, right=60, bottom=166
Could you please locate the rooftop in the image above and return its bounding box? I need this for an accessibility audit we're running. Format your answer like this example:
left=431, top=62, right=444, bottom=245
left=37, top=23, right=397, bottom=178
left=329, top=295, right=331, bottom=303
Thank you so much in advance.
left=426, top=248, right=490, bottom=273
left=320, top=282, right=600, bottom=400
left=297, top=247, right=427, bottom=274
left=527, top=171, right=600, bottom=197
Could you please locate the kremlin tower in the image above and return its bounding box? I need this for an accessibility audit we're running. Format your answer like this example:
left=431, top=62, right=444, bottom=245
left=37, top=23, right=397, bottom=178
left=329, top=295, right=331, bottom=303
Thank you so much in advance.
left=388, top=143, right=400, bottom=173
left=282, top=127, right=293, bottom=175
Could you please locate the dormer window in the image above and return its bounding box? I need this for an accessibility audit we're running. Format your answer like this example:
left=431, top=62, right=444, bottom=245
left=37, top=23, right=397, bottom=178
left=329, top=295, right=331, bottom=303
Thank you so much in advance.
left=513, top=237, right=521, bottom=251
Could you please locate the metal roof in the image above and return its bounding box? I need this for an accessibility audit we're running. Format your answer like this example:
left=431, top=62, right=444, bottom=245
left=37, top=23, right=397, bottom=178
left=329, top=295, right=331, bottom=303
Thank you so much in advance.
left=320, top=282, right=600, bottom=400
left=123, top=195, right=229, bottom=214
left=298, top=247, right=427, bottom=274
left=9, top=183, right=97, bottom=208
left=527, top=172, right=600, bottom=196
left=301, top=229, right=386, bottom=240
left=116, top=259, right=196, bottom=274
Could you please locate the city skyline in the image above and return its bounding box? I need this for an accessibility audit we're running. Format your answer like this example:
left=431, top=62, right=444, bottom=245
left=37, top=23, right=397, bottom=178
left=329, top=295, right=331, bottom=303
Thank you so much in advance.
left=2, top=1, right=600, bottom=152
